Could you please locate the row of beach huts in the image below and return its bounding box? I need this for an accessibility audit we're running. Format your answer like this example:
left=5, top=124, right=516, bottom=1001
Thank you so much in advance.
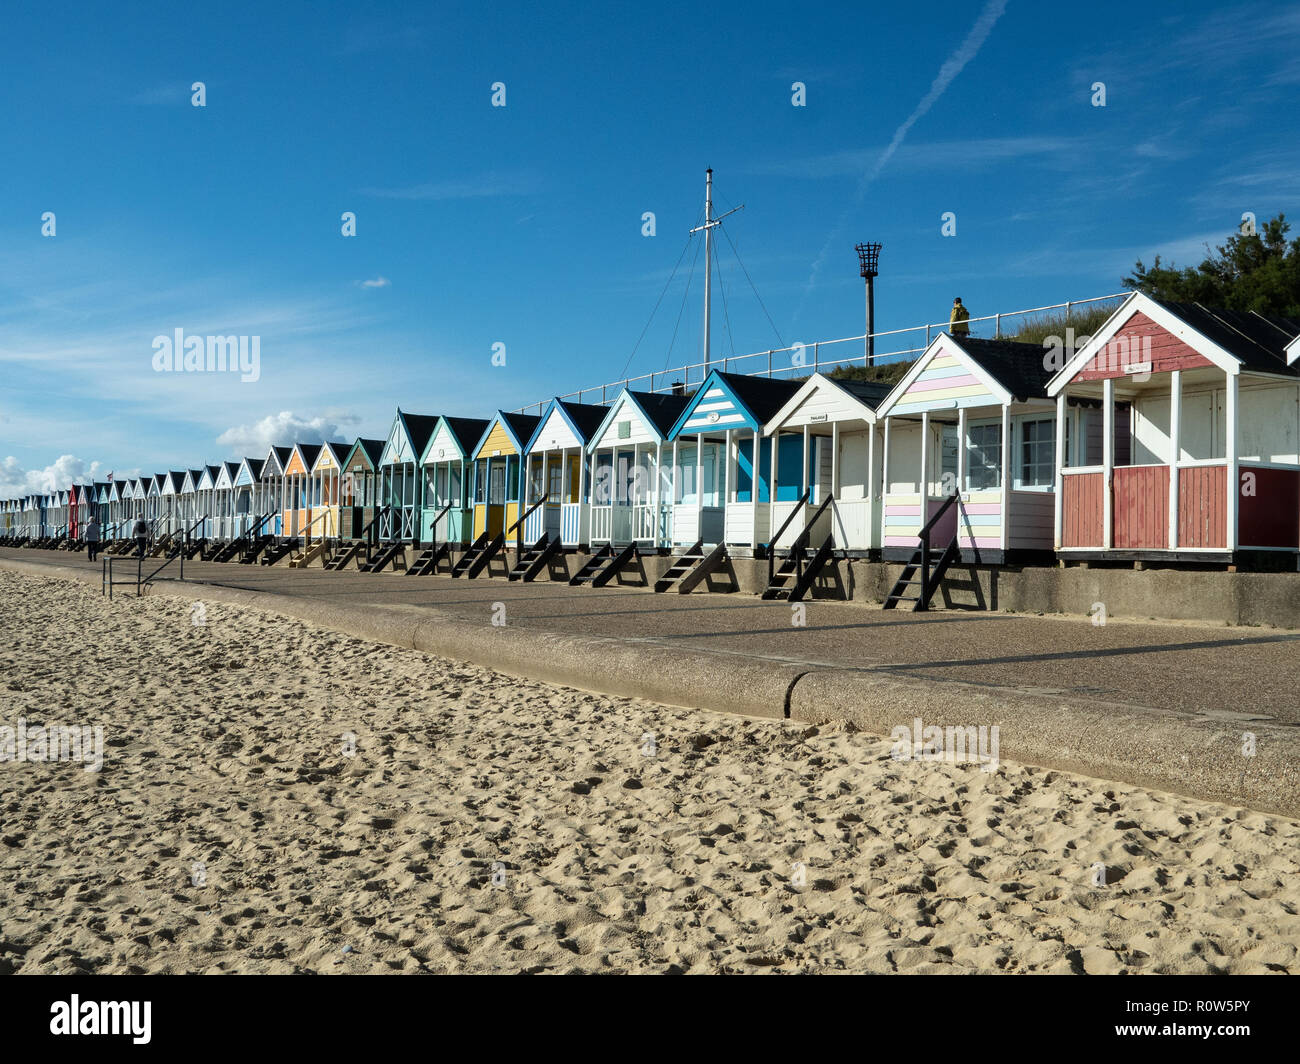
left=4, top=293, right=1300, bottom=604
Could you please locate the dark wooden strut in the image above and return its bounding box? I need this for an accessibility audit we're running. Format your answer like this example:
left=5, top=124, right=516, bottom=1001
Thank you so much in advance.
left=354, top=506, right=398, bottom=571
left=450, top=532, right=490, bottom=577
left=675, top=541, right=728, bottom=593
left=589, top=540, right=638, bottom=587
left=763, top=492, right=836, bottom=602
left=406, top=502, right=455, bottom=576
left=359, top=539, right=407, bottom=573
left=237, top=513, right=276, bottom=563
left=508, top=533, right=563, bottom=582
left=766, top=486, right=811, bottom=588
left=652, top=537, right=728, bottom=594
left=324, top=539, right=367, bottom=571
left=653, top=539, right=705, bottom=592
left=510, top=498, right=547, bottom=554
left=569, top=544, right=613, bottom=585
left=884, top=491, right=962, bottom=612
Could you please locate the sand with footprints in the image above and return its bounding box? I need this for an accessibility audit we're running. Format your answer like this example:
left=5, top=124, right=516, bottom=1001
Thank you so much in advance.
left=0, top=567, right=1296, bottom=974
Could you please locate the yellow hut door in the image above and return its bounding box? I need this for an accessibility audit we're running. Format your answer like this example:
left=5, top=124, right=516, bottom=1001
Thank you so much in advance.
left=487, top=459, right=506, bottom=537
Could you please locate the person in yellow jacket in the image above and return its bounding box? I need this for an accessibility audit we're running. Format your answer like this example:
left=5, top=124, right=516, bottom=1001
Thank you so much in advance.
left=949, top=297, right=970, bottom=336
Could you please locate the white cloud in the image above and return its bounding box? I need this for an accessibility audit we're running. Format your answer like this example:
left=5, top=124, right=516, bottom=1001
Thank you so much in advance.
left=359, top=276, right=391, bottom=288
left=749, top=135, right=1074, bottom=179
left=215, top=411, right=362, bottom=456
left=0, top=455, right=104, bottom=498
left=798, top=0, right=1009, bottom=313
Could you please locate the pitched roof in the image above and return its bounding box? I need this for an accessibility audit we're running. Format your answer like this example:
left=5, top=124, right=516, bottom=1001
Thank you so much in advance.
left=500, top=411, right=542, bottom=449
left=717, top=371, right=804, bottom=423
left=557, top=400, right=610, bottom=441
left=1152, top=299, right=1300, bottom=377
left=949, top=336, right=1055, bottom=401
left=439, top=418, right=492, bottom=457
left=347, top=437, right=386, bottom=469
left=402, top=413, right=440, bottom=457
left=670, top=371, right=803, bottom=436
left=826, top=377, right=894, bottom=408
left=595, top=389, right=693, bottom=440
left=313, top=440, right=351, bottom=468
left=244, top=457, right=265, bottom=479
left=632, top=391, right=692, bottom=436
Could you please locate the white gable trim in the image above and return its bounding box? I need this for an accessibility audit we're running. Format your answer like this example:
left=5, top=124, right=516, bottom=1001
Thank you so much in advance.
left=874, top=334, right=1012, bottom=418
left=423, top=420, right=467, bottom=464
left=762, top=372, right=881, bottom=435
left=1047, top=291, right=1241, bottom=396
left=528, top=406, right=583, bottom=454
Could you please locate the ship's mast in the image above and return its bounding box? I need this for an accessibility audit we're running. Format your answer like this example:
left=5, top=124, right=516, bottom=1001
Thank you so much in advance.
left=689, top=168, right=742, bottom=376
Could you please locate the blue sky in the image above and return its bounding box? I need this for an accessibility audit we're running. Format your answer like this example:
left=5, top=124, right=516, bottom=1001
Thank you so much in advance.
left=3, top=0, right=1298, bottom=493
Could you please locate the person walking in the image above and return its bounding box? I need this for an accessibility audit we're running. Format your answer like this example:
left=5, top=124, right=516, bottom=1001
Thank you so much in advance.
left=85, top=515, right=101, bottom=562
left=132, top=516, right=149, bottom=558
left=950, top=297, right=971, bottom=337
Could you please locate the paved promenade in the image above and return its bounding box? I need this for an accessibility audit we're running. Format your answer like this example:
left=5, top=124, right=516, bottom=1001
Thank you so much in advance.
left=4, top=546, right=1298, bottom=815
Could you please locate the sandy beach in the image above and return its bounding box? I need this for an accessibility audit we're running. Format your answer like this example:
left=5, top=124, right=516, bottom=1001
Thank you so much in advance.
left=0, top=566, right=1296, bottom=974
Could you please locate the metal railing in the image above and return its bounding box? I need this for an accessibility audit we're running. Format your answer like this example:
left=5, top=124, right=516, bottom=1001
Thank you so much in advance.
left=426, top=501, right=453, bottom=557
left=770, top=492, right=834, bottom=589
left=766, top=487, right=811, bottom=584
left=507, top=498, right=546, bottom=554
left=102, top=543, right=186, bottom=599
left=300, top=507, right=332, bottom=549
left=916, top=491, right=961, bottom=610
left=513, top=293, right=1127, bottom=413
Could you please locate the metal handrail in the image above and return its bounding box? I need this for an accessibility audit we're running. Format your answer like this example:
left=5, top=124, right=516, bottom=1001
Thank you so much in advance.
left=780, top=493, right=835, bottom=591
left=300, top=507, right=332, bottom=549
left=767, top=488, right=811, bottom=548
left=507, top=497, right=546, bottom=553
left=359, top=505, right=392, bottom=551
left=511, top=292, right=1127, bottom=413
left=141, top=539, right=186, bottom=588
left=917, top=491, right=961, bottom=607
left=919, top=489, right=960, bottom=538
left=247, top=511, right=274, bottom=539
left=426, top=501, right=453, bottom=557
left=766, top=487, right=811, bottom=587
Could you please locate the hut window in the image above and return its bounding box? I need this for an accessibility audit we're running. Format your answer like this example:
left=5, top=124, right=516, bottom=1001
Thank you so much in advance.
left=488, top=461, right=506, bottom=505
left=529, top=461, right=546, bottom=503
left=965, top=422, right=1002, bottom=490
left=1015, top=417, right=1055, bottom=491
left=548, top=462, right=564, bottom=503
left=505, top=457, right=519, bottom=502
left=939, top=425, right=959, bottom=486
left=592, top=454, right=613, bottom=504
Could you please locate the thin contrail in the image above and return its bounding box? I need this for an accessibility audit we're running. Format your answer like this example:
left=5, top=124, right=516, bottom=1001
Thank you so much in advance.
left=795, top=0, right=1010, bottom=323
